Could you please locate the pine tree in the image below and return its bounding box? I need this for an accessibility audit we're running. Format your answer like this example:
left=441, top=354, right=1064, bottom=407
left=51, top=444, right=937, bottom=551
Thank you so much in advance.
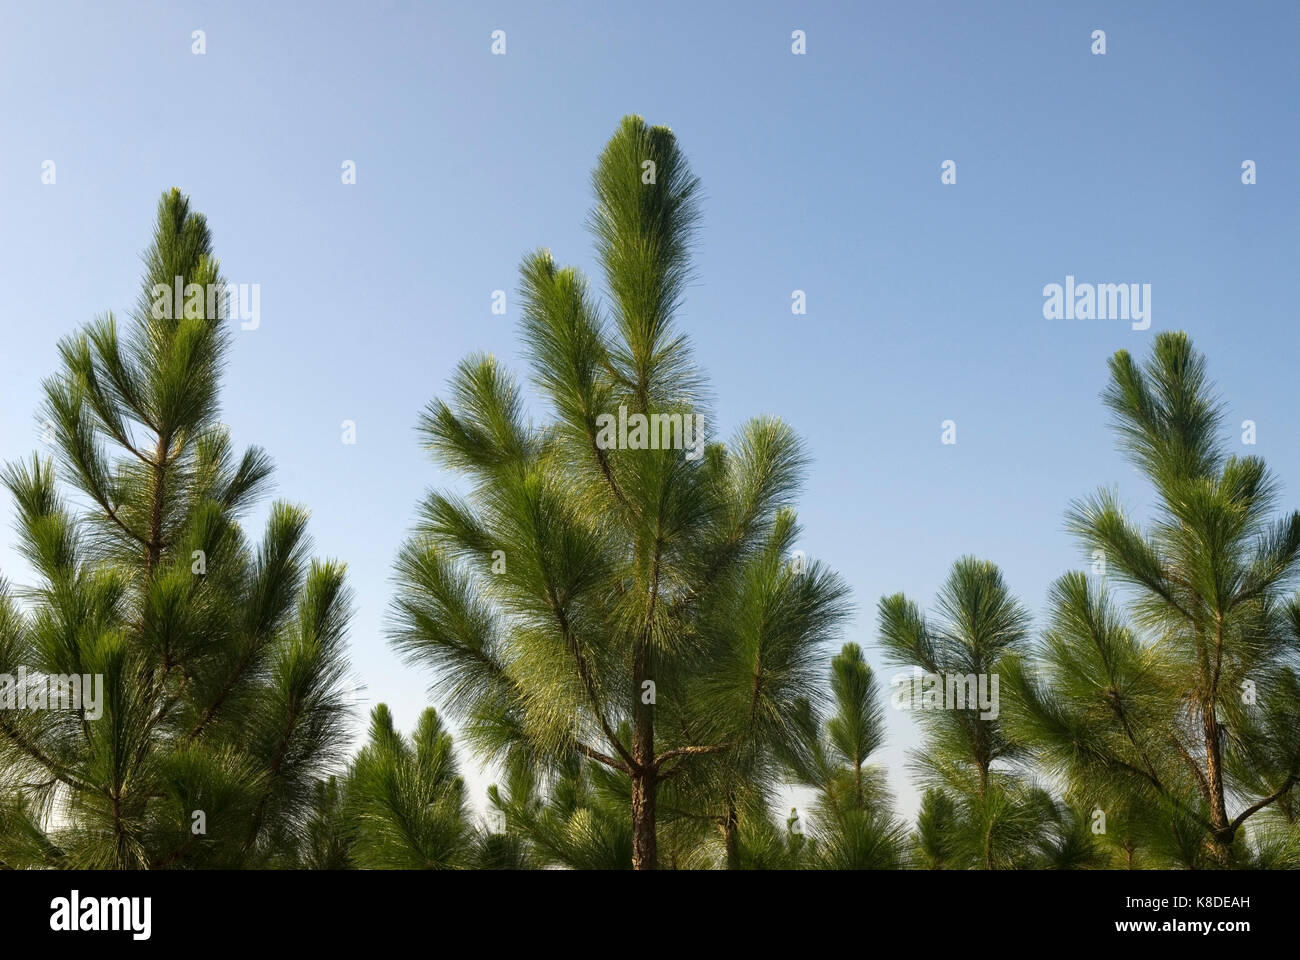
left=786, top=643, right=907, bottom=868
left=877, top=557, right=1055, bottom=868
left=0, top=190, right=354, bottom=869
left=289, top=703, right=524, bottom=870
left=1004, top=332, right=1300, bottom=867
left=388, top=116, right=851, bottom=869
left=912, top=787, right=961, bottom=868
left=343, top=704, right=475, bottom=869
left=486, top=754, right=634, bottom=869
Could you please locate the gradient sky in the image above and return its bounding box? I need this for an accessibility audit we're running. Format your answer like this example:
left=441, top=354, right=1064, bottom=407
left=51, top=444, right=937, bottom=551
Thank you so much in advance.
left=1, top=0, right=1296, bottom=821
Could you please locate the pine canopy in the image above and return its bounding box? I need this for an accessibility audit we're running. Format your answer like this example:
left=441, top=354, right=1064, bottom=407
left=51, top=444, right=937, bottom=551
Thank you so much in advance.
left=0, top=190, right=355, bottom=869
left=1, top=128, right=1297, bottom=872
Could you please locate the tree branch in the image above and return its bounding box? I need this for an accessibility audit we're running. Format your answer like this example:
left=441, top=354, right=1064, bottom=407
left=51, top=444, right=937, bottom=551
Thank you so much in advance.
left=548, top=593, right=636, bottom=772
left=655, top=742, right=733, bottom=767
left=0, top=714, right=100, bottom=796
left=1230, top=774, right=1298, bottom=833
left=575, top=740, right=631, bottom=774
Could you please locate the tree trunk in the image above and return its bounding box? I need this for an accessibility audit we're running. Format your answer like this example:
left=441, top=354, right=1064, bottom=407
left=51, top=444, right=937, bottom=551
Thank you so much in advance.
left=723, top=796, right=740, bottom=869
left=631, top=769, right=657, bottom=870
left=1202, top=703, right=1233, bottom=865
left=631, top=635, right=657, bottom=869
left=144, top=435, right=167, bottom=579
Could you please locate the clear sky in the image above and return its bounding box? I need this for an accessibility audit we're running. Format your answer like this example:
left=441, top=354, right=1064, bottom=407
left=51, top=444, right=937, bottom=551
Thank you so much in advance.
left=1, top=1, right=1296, bottom=822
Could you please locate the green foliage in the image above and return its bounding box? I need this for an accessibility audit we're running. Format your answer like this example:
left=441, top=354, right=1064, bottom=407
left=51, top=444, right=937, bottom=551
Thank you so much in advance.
left=781, top=643, right=908, bottom=869
left=388, top=116, right=852, bottom=870
left=486, top=756, right=633, bottom=870
left=343, top=705, right=473, bottom=869
left=878, top=557, right=1054, bottom=867
left=1005, top=332, right=1300, bottom=868
left=0, top=191, right=354, bottom=869
left=2, top=150, right=1294, bottom=874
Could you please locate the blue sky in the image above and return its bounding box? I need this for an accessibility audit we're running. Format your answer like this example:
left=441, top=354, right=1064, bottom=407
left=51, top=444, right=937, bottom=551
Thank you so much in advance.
left=1, top=1, right=1296, bottom=821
